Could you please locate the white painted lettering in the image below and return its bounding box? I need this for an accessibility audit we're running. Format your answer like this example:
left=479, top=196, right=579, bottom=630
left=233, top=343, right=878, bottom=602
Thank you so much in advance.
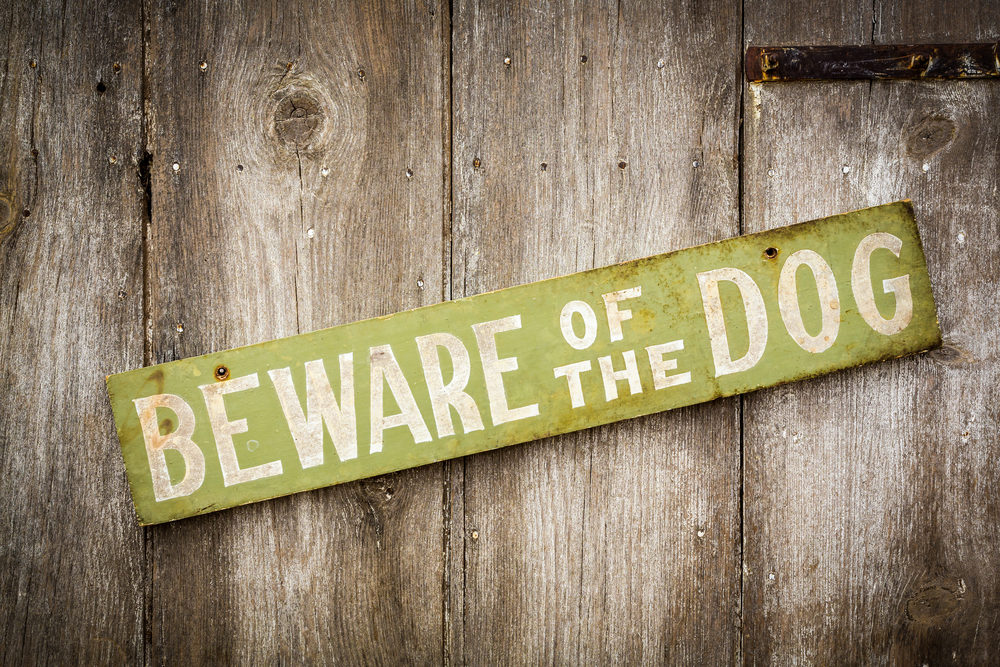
left=559, top=300, right=598, bottom=349
left=851, top=232, right=913, bottom=335
left=369, top=344, right=432, bottom=452
left=472, top=315, right=540, bottom=425
left=778, top=249, right=841, bottom=353
left=697, top=267, right=768, bottom=377
left=268, top=354, right=357, bottom=468
left=645, top=340, right=691, bottom=390
left=602, top=286, right=642, bottom=342
left=134, top=394, right=206, bottom=501
left=598, top=350, right=643, bottom=401
left=200, top=374, right=283, bottom=486
left=415, top=333, right=484, bottom=438
left=553, top=360, right=592, bottom=408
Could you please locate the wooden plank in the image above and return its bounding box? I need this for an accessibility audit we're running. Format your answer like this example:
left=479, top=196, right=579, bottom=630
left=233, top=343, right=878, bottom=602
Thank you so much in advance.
left=0, top=0, right=145, bottom=662
left=109, top=202, right=941, bottom=525
left=743, top=0, right=1000, bottom=662
left=143, top=0, right=448, bottom=661
left=450, top=1, right=742, bottom=661
left=746, top=43, right=1000, bottom=82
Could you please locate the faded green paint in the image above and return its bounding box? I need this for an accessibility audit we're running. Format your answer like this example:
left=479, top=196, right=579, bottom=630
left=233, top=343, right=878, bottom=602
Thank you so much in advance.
left=107, top=201, right=940, bottom=524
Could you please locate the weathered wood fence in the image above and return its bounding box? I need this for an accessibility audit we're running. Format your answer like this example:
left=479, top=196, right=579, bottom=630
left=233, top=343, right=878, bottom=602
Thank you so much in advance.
left=1, top=0, right=997, bottom=663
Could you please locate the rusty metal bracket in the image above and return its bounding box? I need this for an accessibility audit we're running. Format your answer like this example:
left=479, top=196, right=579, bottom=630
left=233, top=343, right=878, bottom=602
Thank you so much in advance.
left=746, top=43, right=1000, bottom=82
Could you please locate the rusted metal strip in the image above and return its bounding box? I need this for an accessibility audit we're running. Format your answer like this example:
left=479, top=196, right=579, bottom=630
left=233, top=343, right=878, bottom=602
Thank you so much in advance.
left=746, top=43, right=1000, bottom=82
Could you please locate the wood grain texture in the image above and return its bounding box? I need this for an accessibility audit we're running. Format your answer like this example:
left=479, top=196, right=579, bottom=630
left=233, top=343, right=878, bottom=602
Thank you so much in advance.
left=143, top=0, right=447, bottom=662
left=0, top=0, right=145, bottom=663
left=450, top=0, right=741, bottom=661
left=3, top=0, right=998, bottom=661
left=743, top=0, right=1000, bottom=662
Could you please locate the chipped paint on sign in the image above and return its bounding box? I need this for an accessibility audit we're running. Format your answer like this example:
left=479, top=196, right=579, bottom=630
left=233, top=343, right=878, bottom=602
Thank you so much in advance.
left=106, top=201, right=941, bottom=524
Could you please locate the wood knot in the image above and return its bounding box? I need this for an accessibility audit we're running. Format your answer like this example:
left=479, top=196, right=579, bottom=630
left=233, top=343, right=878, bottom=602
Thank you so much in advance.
left=903, top=114, right=957, bottom=160
left=906, top=584, right=961, bottom=623
left=0, top=196, right=12, bottom=224
left=928, top=339, right=975, bottom=367
left=0, top=193, right=17, bottom=243
left=273, top=91, right=324, bottom=148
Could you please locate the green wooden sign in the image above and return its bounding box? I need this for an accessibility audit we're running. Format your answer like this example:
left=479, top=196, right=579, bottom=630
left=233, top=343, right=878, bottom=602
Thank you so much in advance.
left=107, top=201, right=940, bottom=524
